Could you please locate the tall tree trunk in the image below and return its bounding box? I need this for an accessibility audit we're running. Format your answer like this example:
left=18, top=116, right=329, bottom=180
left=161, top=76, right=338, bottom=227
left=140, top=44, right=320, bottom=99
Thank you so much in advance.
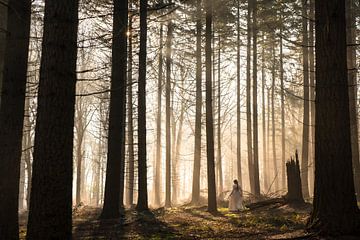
left=21, top=96, right=32, bottom=210
left=308, top=0, right=360, bottom=234
left=26, top=0, right=78, bottom=238
left=136, top=0, right=149, bottom=211
left=75, top=118, right=84, bottom=205
left=261, top=35, right=268, bottom=191
left=101, top=0, right=128, bottom=218
left=0, top=0, right=31, bottom=238
left=309, top=0, right=315, bottom=197
left=173, top=72, right=186, bottom=203
left=236, top=0, right=242, bottom=187
left=154, top=23, right=163, bottom=207
left=127, top=17, right=135, bottom=207
left=271, top=43, right=278, bottom=191
left=301, top=0, right=310, bottom=199
left=0, top=0, right=7, bottom=103
left=205, top=0, right=217, bottom=213
left=346, top=0, right=360, bottom=200
left=191, top=0, right=202, bottom=204
left=217, top=37, right=223, bottom=198
left=252, top=0, right=260, bottom=196
left=165, top=21, right=173, bottom=208
left=246, top=0, right=254, bottom=194
left=280, top=30, right=286, bottom=191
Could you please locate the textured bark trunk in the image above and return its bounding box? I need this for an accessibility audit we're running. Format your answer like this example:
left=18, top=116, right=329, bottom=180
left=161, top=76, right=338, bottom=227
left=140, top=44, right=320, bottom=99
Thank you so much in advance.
left=308, top=0, right=360, bottom=234
left=136, top=0, right=149, bottom=211
left=346, top=0, right=360, bottom=201
left=217, top=38, right=223, bottom=198
left=301, top=0, right=310, bottom=199
left=205, top=0, right=217, bottom=213
left=0, top=0, right=7, bottom=103
left=252, top=0, right=260, bottom=197
left=165, top=21, right=173, bottom=208
left=261, top=35, right=268, bottom=191
left=0, top=0, right=31, bottom=238
left=286, top=151, right=304, bottom=203
left=173, top=74, right=185, bottom=203
left=101, top=0, right=128, bottom=218
left=75, top=125, right=84, bottom=205
left=236, top=0, right=242, bottom=188
left=127, top=17, right=135, bottom=207
left=26, top=0, right=78, bottom=238
left=191, top=0, right=202, bottom=204
left=154, top=23, right=163, bottom=207
left=280, top=28, right=286, bottom=191
left=246, top=0, right=254, bottom=194
left=309, top=0, right=315, bottom=196
left=271, top=44, right=278, bottom=191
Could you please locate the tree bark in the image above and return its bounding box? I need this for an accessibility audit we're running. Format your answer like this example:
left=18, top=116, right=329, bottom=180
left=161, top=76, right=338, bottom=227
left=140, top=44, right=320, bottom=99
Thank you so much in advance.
left=246, top=0, right=254, bottom=194
left=236, top=0, right=242, bottom=188
left=280, top=26, right=286, bottom=191
left=154, top=23, right=163, bottom=207
left=127, top=17, right=135, bottom=207
left=136, top=0, right=149, bottom=212
left=0, top=0, right=8, bottom=105
left=346, top=0, right=360, bottom=201
left=26, top=0, right=78, bottom=238
left=165, top=21, right=173, bottom=208
left=205, top=0, right=217, bottom=213
left=271, top=43, right=278, bottom=191
left=261, top=35, right=268, bottom=191
left=301, top=0, right=310, bottom=199
left=252, top=0, right=260, bottom=197
left=308, top=0, right=360, bottom=234
left=0, top=0, right=31, bottom=238
left=217, top=37, right=223, bottom=198
left=101, top=0, right=128, bottom=218
left=309, top=0, right=315, bottom=196
left=191, top=0, right=202, bottom=205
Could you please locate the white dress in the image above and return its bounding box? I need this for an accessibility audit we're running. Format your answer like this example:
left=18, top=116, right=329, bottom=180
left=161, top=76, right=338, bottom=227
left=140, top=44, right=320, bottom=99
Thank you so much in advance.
left=228, top=184, right=244, bottom=211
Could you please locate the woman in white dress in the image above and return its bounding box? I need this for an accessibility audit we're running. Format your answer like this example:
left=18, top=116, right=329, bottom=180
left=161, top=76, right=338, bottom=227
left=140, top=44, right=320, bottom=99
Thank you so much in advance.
left=228, top=179, right=244, bottom=211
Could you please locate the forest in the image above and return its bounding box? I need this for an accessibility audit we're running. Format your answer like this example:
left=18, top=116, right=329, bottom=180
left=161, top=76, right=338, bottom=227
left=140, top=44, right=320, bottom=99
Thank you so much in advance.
left=0, top=0, right=360, bottom=239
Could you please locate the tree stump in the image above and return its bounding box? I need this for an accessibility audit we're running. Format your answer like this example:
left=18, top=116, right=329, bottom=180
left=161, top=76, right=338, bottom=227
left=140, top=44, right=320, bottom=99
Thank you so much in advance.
left=286, top=150, right=304, bottom=203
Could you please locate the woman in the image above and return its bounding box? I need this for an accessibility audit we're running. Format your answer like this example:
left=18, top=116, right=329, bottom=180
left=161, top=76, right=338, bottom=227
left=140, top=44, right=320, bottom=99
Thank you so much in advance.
left=228, top=179, right=244, bottom=212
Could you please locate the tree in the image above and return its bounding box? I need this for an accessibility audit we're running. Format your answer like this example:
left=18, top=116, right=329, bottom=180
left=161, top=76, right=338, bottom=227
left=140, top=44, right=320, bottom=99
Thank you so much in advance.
left=0, top=0, right=7, bottom=101
left=191, top=0, right=202, bottom=205
left=136, top=0, right=149, bottom=212
left=101, top=0, right=128, bottom=218
left=126, top=15, right=135, bottom=207
left=246, top=0, right=254, bottom=194
left=165, top=21, right=173, bottom=208
left=346, top=0, right=360, bottom=200
left=0, top=0, right=31, bottom=238
left=301, top=0, right=310, bottom=199
left=26, top=0, right=79, bottom=238
left=154, top=22, right=164, bottom=207
left=261, top=35, right=268, bottom=190
left=271, top=42, right=278, bottom=191
left=252, top=0, right=260, bottom=197
left=307, top=0, right=360, bottom=235
left=236, top=0, right=242, bottom=188
left=205, top=0, right=217, bottom=213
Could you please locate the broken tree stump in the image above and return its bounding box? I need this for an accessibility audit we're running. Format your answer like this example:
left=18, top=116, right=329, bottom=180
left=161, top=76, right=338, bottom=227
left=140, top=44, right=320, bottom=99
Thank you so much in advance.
left=285, top=150, right=304, bottom=203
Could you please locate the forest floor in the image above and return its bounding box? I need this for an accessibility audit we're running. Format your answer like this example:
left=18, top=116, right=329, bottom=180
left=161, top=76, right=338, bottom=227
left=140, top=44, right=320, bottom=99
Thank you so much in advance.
left=18, top=201, right=360, bottom=239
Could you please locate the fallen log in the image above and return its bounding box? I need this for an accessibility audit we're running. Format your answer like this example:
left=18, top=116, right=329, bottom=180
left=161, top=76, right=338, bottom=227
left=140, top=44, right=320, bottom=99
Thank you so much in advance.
left=245, top=197, right=286, bottom=210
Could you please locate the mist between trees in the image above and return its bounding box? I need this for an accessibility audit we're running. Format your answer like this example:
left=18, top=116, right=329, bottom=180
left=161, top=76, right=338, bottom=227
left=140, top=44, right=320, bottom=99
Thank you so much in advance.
left=0, top=0, right=359, bottom=239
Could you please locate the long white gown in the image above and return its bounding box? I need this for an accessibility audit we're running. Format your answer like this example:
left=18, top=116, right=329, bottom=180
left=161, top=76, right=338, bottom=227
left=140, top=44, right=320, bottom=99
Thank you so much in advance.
left=228, top=184, right=244, bottom=211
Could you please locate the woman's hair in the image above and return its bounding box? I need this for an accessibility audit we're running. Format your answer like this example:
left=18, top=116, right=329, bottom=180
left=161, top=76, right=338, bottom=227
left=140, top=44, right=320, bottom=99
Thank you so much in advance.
left=233, top=179, right=239, bottom=190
